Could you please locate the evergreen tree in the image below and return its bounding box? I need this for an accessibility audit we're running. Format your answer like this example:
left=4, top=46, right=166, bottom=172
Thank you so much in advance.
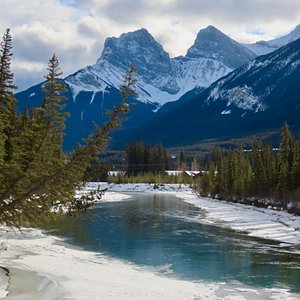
left=278, top=123, right=293, bottom=197
left=0, top=28, right=17, bottom=165
left=291, top=141, right=300, bottom=190
left=250, top=140, right=267, bottom=195
left=215, top=153, right=228, bottom=198
left=143, top=147, right=150, bottom=173
left=163, top=147, right=169, bottom=170
left=0, top=28, right=19, bottom=204
left=200, top=171, right=210, bottom=196
left=125, top=141, right=169, bottom=175
left=152, top=143, right=167, bottom=173
left=178, top=151, right=185, bottom=170
left=42, top=54, right=69, bottom=154
left=197, top=123, right=300, bottom=209
left=263, top=145, right=277, bottom=195
left=208, top=162, right=216, bottom=197
left=126, top=140, right=145, bottom=175
left=191, top=156, right=199, bottom=171
left=0, top=31, right=137, bottom=226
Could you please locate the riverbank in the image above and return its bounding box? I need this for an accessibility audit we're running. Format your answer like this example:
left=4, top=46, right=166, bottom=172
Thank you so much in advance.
left=0, top=184, right=300, bottom=299
left=4, top=226, right=298, bottom=300
left=0, top=226, right=223, bottom=300
left=1, top=228, right=299, bottom=300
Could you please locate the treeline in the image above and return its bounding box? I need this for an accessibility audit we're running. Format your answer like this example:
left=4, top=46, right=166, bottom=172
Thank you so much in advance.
left=125, top=140, right=169, bottom=175
left=197, top=123, right=300, bottom=213
left=108, top=172, right=192, bottom=185
left=0, top=29, right=135, bottom=226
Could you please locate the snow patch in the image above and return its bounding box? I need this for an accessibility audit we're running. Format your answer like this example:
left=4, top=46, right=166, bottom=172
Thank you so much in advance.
left=89, top=92, right=96, bottom=105
left=89, top=182, right=192, bottom=193
left=182, top=194, right=300, bottom=246
left=65, top=55, right=233, bottom=108
left=221, top=109, right=231, bottom=115
left=209, top=85, right=266, bottom=112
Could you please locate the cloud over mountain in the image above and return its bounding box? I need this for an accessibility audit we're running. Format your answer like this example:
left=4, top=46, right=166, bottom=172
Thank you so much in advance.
left=1, top=0, right=300, bottom=90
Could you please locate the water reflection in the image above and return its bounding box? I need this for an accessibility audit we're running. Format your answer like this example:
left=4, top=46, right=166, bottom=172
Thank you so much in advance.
left=41, top=193, right=300, bottom=293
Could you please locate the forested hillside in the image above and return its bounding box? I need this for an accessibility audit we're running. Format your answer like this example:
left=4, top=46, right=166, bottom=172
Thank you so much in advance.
left=197, top=124, right=300, bottom=214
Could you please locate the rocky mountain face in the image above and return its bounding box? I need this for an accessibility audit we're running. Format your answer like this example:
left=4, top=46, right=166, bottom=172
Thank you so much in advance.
left=16, top=24, right=300, bottom=150
left=17, top=26, right=256, bottom=150
left=186, top=25, right=256, bottom=68
left=113, top=37, right=300, bottom=148
left=65, top=26, right=255, bottom=109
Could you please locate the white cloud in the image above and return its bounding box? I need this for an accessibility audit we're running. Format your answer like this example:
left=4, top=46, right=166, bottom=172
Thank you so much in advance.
left=1, top=0, right=300, bottom=90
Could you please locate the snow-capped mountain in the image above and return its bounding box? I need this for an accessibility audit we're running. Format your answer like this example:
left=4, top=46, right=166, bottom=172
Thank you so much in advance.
left=244, top=24, right=300, bottom=56
left=113, top=37, right=300, bottom=148
left=66, top=28, right=179, bottom=109
left=65, top=27, right=255, bottom=109
left=186, top=25, right=256, bottom=69
left=16, top=24, right=300, bottom=150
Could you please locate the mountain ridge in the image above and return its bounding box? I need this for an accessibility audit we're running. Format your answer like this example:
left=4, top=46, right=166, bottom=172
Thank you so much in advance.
left=111, top=36, right=300, bottom=149
left=244, top=24, right=300, bottom=55
left=65, top=25, right=253, bottom=108
left=15, top=24, right=300, bottom=150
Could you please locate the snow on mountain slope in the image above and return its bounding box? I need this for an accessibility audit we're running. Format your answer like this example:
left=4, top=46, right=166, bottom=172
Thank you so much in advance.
left=65, top=27, right=254, bottom=108
left=208, top=35, right=300, bottom=111
left=111, top=36, right=300, bottom=149
left=244, top=24, right=300, bottom=56
left=172, top=56, right=231, bottom=95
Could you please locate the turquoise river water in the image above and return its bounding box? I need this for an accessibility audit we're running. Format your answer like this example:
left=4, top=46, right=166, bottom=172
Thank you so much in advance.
left=41, top=193, right=300, bottom=293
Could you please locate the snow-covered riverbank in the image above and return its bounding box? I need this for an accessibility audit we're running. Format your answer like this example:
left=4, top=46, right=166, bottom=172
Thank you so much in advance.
left=0, top=225, right=224, bottom=300
left=0, top=184, right=300, bottom=299
left=0, top=223, right=299, bottom=300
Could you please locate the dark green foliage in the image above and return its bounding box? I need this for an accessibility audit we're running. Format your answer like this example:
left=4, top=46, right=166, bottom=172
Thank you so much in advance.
left=178, top=151, right=185, bottom=170
left=125, top=140, right=169, bottom=175
left=42, top=54, right=69, bottom=150
left=0, top=29, right=136, bottom=226
left=0, top=29, right=17, bottom=166
left=108, top=172, right=192, bottom=185
left=196, top=123, right=300, bottom=210
left=191, top=156, right=199, bottom=171
left=277, top=123, right=294, bottom=195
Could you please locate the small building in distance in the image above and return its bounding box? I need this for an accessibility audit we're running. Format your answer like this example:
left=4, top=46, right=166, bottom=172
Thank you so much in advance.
left=165, top=170, right=183, bottom=176
left=184, top=171, right=202, bottom=178
left=108, top=171, right=127, bottom=177
left=165, top=170, right=203, bottom=179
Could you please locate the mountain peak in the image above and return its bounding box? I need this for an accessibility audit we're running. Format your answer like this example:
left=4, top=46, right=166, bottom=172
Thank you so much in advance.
left=96, top=28, right=178, bottom=94
left=100, top=28, right=159, bottom=62
left=186, top=25, right=256, bottom=69
left=114, top=27, right=153, bottom=42
left=128, top=27, right=151, bottom=37
left=203, top=25, right=222, bottom=33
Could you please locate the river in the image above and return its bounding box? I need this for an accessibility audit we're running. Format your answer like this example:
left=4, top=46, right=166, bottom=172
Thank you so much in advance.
left=41, top=193, right=300, bottom=294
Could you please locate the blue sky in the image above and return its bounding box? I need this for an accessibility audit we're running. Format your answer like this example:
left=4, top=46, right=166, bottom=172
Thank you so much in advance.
left=59, top=0, right=78, bottom=7
left=1, top=0, right=300, bottom=90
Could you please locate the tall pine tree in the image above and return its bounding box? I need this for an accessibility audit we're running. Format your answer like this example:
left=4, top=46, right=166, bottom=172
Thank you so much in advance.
left=0, top=29, right=17, bottom=166
left=0, top=29, right=137, bottom=226
left=42, top=54, right=69, bottom=155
